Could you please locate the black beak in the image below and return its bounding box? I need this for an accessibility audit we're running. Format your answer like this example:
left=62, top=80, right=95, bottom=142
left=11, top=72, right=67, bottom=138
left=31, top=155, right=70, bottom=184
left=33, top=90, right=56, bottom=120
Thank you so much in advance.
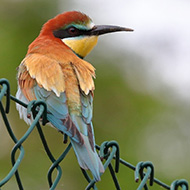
left=89, top=25, right=133, bottom=36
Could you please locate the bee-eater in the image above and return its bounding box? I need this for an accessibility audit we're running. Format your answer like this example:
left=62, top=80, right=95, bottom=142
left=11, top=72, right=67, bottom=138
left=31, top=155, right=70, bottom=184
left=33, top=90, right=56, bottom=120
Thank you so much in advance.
left=16, top=11, right=133, bottom=181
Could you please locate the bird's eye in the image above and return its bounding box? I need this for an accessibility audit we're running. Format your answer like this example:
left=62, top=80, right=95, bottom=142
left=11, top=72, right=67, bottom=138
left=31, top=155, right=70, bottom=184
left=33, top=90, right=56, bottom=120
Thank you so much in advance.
left=68, top=27, right=79, bottom=35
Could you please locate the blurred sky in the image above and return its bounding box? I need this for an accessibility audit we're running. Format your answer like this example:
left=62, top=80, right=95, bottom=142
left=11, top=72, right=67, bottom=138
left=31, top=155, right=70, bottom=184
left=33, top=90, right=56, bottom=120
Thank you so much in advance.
left=59, top=0, right=190, bottom=102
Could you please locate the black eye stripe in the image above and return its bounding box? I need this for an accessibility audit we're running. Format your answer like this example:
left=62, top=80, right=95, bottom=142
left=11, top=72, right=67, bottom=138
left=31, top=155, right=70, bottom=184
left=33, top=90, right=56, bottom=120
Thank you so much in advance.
left=53, top=26, right=90, bottom=39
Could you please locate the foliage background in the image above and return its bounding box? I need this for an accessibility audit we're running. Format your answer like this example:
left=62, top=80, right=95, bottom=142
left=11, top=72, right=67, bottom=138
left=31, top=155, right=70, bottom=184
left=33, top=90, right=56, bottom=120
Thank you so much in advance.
left=0, top=0, right=189, bottom=189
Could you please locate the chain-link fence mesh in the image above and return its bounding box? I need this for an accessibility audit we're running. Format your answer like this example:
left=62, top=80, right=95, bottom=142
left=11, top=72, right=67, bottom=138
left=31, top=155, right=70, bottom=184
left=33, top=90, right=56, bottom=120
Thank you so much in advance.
left=0, top=78, right=189, bottom=190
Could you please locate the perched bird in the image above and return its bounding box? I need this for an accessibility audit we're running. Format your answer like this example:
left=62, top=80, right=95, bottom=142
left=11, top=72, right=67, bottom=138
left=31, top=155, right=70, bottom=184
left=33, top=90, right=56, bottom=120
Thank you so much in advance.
left=16, top=11, right=133, bottom=181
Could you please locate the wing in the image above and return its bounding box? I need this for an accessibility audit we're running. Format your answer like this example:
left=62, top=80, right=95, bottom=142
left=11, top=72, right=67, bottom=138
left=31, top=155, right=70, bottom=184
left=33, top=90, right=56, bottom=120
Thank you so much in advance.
left=70, top=57, right=96, bottom=150
left=17, top=53, right=84, bottom=144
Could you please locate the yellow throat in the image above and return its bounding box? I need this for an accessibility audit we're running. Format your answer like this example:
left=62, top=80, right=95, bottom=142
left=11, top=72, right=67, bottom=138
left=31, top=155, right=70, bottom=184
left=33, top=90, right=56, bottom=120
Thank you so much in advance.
left=62, top=36, right=98, bottom=58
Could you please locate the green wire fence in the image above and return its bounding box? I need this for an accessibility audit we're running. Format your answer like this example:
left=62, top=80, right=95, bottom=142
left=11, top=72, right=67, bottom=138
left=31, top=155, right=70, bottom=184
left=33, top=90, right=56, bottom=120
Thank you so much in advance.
left=0, top=78, right=189, bottom=190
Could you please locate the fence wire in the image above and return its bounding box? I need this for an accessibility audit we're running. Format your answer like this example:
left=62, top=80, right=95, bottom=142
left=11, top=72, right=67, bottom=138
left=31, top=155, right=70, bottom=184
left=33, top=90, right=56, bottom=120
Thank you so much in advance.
left=0, top=78, right=189, bottom=190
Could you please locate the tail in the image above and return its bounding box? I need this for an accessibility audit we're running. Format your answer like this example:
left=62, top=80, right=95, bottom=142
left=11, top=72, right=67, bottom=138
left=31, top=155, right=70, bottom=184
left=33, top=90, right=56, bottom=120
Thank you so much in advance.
left=70, top=134, right=104, bottom=181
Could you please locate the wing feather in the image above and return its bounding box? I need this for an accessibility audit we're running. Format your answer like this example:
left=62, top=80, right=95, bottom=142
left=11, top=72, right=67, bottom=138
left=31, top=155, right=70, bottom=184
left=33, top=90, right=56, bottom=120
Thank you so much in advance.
left=17, top=55, right=84, bottom=144
left=23, top=53, right=65, bottom=96
left=71, top=59, right=95, bottom=95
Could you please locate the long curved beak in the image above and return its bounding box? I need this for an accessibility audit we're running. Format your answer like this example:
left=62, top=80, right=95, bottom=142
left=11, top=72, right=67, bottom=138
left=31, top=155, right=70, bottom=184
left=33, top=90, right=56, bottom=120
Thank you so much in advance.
left=89, top=25, right=134, bottom=36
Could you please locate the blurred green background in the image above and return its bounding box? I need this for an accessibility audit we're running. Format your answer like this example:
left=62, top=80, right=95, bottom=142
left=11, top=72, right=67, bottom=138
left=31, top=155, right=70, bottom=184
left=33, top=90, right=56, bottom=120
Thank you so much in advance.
left=0, top=0, right=189, bottom=189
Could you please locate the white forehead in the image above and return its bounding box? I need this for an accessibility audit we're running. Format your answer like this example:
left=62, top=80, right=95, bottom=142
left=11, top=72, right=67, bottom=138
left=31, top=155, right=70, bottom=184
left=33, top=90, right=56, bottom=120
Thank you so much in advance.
left=86, top=21, right=95, bottom=29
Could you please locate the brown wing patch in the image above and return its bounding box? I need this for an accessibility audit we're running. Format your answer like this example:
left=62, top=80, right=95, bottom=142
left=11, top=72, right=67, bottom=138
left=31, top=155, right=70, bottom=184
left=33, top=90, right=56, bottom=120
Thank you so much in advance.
left=23, top=53, right=65, bottom=97
left=71, top=59, right=95, bottom=95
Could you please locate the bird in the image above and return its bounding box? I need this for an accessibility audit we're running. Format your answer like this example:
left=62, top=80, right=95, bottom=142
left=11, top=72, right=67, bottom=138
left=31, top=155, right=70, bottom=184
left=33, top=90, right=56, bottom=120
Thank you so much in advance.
left=16, top=11, right=133, bottom=182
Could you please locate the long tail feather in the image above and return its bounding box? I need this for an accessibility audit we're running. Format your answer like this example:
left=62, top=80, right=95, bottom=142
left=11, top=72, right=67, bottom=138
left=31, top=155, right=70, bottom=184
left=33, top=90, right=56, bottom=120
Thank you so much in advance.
left=70, top=134, right=104, bottom=181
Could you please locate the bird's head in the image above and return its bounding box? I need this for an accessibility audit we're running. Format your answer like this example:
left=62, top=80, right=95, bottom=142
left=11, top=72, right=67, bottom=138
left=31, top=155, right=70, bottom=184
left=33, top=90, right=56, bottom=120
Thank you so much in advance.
left=40, top=11, right=133, bottom=58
